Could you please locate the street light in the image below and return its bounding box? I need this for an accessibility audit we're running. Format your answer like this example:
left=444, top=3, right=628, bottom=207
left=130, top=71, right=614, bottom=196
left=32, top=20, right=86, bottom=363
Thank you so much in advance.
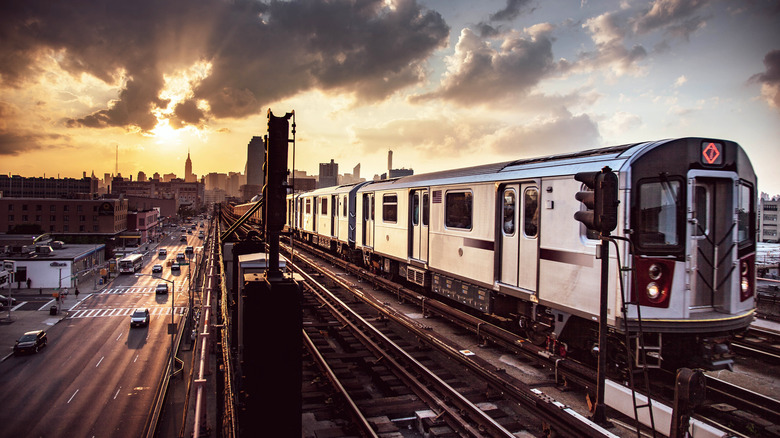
left=136, top=272, right=177, bottom=378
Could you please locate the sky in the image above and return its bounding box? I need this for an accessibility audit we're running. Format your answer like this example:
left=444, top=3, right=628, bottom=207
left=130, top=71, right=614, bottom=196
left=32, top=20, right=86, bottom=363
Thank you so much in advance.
left=1, top=0, right=779, bottom=196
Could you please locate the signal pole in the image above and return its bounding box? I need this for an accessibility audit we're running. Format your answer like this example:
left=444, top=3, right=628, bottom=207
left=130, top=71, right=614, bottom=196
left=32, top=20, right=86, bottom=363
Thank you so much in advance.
left=574, top=166, right=619, bottom=425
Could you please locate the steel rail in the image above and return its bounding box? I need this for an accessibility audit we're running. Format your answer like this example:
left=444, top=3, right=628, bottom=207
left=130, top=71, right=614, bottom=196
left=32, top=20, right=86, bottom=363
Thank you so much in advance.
left=295, top=260, right=516, bottom=438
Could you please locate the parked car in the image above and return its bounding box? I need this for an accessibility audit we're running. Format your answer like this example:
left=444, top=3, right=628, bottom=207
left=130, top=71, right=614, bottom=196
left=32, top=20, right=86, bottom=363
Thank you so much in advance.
left=0, top=294, right=18, bottom=305
left=155, top=283, right=169, bottom=294
left=130, top=308, right=150, bottom=327
left=14, top=330, right=48, bottom=355
left=152, top=264, right=163, bottom=273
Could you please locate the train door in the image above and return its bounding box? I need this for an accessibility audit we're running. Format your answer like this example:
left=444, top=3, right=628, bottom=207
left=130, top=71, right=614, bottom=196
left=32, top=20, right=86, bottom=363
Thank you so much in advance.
left=331, top=195, right=338, bottom=238
left=688, top=174, right=741, bottom=312
left=409, top=189, right=429, bottom=262
left=313, top=196, right=318, bottom=232
left=498, top=183, right=539, bottom=291
left=362, top=193, right=374, bottom=248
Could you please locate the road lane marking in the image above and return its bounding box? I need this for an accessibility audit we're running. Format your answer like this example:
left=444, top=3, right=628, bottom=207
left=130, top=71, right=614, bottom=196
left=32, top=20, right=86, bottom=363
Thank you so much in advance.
left=116, top=332, right=123, bottom=341
left=134, top=354, right=139, bottom=363
left=113, top=387, right=121, bottom=400
left=96, top=356, right=104, bottom=368
left=39, top=299, right=56, bottom=311
left=67, top=389, right=79, bottom=404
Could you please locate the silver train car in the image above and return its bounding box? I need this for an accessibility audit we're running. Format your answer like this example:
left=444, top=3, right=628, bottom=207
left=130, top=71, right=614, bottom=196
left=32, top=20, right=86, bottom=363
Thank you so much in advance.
left=287, top=138, right=757, bottom=370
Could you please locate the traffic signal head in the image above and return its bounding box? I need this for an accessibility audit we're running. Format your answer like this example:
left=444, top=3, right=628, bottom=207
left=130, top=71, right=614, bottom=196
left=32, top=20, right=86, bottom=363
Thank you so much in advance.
left=574, top=167, right=619, bottom=235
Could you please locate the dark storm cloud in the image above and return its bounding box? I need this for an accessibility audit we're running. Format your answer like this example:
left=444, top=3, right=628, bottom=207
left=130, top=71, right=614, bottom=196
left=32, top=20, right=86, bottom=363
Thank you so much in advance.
left=0, top=0, right=448, bottom=131
left=489, top=0, right=535, bottom=22
left=750, top=49, right=780, bottom=110
left=412, top=27, right=555, bottom=105
left=171, top=100, right=207, bottom=129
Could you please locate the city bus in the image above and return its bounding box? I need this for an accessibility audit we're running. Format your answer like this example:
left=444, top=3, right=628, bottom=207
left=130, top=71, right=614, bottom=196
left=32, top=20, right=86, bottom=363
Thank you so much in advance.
left=118, top=254, right=144, bottom=274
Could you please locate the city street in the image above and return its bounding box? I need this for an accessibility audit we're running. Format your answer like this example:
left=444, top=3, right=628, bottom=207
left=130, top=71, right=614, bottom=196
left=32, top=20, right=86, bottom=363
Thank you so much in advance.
left=0, top=235, right=192, bottom=437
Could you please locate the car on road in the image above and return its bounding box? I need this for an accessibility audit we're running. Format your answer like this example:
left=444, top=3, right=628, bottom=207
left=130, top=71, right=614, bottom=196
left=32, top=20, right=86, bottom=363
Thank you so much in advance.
left=171, top=264, right=181, bottom=273
left=155, top=283, right=169, bottom=294
left=158, top=248, right=167, bottom=258
left=14, top=330, right=48, bottom=355
left=152, top=264, right=163, bottom=273
left=180, top=236, right=187, bottom=242
left=130, top=308, right=150, bottom=327
left=0, top=294, right=18, bottom=305
left=176, top=253, right=186, bottom=262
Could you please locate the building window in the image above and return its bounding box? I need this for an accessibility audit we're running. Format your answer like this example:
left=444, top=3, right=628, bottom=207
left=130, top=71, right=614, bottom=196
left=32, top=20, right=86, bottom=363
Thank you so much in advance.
left=21, top=204, right=28, bottom=211
left=63, top=216, right=69, bottom=222
left=50, top=225, right=55, bottom=232
left=63, top=225, right=69, bottom=231
left=79, top=225, right=85, bottom=232
left=8, top=215, right=14, bottom=221
left=79, top=215, right=85, bottom=222
left=36, top=205, right=42, bottom=211
left=22, top=215, right=28, bottom=221
left=93, top=225, right=99, bottom=231
left=445, top=191, right=472, bottom=230
left=7, top=205, right=13, bottom=211
left=63, top=205, right=69, bottom=212
left=50, top=215, right=56, bottom=221
left=93, top=216, right=98, bottom=222
left=50, top=205, right=56, bottom=212
left=382, top=194, right=397, bottom=223
left=35, top=215, right=41, bottom=221
left=765, top=204, right=778, bottom=211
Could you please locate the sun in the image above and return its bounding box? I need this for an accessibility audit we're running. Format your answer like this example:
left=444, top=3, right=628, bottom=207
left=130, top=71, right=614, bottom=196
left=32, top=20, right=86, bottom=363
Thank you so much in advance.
left=150, top=119, right=181, bottom=144
left=149, top=60, right=213, bottom=143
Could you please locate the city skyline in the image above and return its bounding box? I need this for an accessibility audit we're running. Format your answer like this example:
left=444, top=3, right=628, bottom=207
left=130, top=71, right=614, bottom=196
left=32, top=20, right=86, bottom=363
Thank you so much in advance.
left=1, top=1, right=779, bottom=196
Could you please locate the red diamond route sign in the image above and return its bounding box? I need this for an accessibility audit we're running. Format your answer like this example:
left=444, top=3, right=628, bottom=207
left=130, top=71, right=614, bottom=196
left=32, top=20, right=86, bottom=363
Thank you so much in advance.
left=702, top=142, right=722, bottom=165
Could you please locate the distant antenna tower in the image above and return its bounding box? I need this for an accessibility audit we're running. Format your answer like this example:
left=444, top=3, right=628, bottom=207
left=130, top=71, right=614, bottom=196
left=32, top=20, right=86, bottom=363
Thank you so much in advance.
left=115, top=144, right=118, bottom=175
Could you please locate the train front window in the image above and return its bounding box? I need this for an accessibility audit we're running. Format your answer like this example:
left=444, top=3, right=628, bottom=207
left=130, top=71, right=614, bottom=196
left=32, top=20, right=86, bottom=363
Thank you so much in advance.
left=638, top=179, right=681, bottom=247
left=737, top=182, right=752, bottom=244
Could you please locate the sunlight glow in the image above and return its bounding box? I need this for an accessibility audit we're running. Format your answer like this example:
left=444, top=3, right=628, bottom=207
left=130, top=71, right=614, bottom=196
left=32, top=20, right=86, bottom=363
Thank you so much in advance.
left=150, top=61, right=213, bottom=140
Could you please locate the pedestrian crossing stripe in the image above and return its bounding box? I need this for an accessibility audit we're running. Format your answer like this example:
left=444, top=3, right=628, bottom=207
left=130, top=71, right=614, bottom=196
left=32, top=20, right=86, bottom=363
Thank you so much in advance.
left=68, top=307, right=186, bottom=319
left=99, top=287, right=179, bottom=295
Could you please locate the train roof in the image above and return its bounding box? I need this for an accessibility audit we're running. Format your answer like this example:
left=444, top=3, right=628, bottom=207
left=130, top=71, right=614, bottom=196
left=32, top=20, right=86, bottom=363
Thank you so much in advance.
left=363, top=141, right=649, bottom=191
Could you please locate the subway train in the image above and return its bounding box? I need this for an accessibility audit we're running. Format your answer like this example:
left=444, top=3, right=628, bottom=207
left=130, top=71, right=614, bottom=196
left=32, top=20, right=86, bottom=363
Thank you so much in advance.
left=266, top=137, right=757, bottom=371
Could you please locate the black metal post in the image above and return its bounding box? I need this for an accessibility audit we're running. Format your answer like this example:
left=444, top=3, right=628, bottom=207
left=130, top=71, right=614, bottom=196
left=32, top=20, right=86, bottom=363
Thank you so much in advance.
left=593, top=239, right=610, bottom=425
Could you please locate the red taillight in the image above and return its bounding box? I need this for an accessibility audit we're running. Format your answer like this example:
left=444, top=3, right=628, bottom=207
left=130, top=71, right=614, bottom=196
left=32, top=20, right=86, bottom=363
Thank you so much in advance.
left=739, top=254, right=754, bottom=302
left=633, top=257, right=675, bottom=308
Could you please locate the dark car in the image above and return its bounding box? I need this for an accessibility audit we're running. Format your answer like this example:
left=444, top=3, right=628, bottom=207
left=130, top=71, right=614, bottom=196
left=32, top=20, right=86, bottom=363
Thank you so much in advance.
left=155, top=283, right=169, bottom=294
left=171, top=264, right=181, bottom=273
left=0, top=294, right=18, bottom=306
left=14, top=330, right=48, bottom=355
left=180, top=236, right=187, bottom=242
left=152, top=264, right=163, bottom=273
left=130, top=308, right=150, bottom=327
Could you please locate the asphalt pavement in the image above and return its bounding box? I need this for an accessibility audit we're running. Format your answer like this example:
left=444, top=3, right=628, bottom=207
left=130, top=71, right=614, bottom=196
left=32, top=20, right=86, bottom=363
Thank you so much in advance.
left=0, top=268, right=113, bottom=361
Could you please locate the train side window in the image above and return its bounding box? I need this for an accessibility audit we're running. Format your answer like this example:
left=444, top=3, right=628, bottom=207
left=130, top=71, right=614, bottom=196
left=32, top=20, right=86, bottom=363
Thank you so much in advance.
left=423, top=193, right=429, bottom=226
left=523, top=188, right=539, bottom=238
left=445, top=191, right=472, bottom=230
left=343, top=195, right=348, bottom=217
left=637, top=179, right=681, bottom=247
left=383, top=194, right=397, bottom=223
left=321, top=198, right=328, bottom=216
left=737, top=182, right=752, bottom=244
left=412, top=192, right=420, bottom=226
left=502, top=189, right=516, bottom=235
left=305, top=199, right=311, bottom=214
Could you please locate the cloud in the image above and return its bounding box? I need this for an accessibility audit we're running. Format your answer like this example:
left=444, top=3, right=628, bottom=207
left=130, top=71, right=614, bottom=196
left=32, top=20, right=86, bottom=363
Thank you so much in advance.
left=750, top=49, right=780, bottom=111
left=489, top=109, right=601, bottom=156
left=489, top=0, right=535, bottom=22
left=412, top=27, right=555, bottom=105
left=633, top=0, right=711, bottom=40
left=0, top=102, right=68, bottom=155
left=0, top=0, right=449, bottom=132
left=579, top=11, right=648, bottom=77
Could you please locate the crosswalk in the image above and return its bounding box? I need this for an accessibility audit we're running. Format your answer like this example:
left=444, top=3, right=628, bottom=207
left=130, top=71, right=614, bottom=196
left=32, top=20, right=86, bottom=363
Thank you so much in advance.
left=98, top=286, right=179, bottom=295
left=69, top=306, right=186, bottom=319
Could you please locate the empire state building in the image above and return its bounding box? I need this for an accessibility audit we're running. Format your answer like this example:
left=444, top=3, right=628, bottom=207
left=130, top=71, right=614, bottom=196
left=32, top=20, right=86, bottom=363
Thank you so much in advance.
left=185, top=150, right=195, bottom=182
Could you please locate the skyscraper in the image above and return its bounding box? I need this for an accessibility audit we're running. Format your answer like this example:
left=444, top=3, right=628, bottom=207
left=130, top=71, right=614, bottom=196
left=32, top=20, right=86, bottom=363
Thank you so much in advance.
left=184, top=149, right=195, bottom=182
left=246, top=136, right=265, bottom=186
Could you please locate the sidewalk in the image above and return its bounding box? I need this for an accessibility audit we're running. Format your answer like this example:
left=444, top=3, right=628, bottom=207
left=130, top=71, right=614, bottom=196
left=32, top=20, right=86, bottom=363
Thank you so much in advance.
left=0, top=269, right=115, bottom=362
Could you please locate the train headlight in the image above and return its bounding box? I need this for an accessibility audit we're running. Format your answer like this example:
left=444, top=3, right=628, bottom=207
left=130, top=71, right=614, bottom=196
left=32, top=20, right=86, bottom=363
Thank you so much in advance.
left=740, top=278, right=749, bottom=294
left=648, top=264, right=662, bottom=281
left=646, top=282, right=661, bottom=300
